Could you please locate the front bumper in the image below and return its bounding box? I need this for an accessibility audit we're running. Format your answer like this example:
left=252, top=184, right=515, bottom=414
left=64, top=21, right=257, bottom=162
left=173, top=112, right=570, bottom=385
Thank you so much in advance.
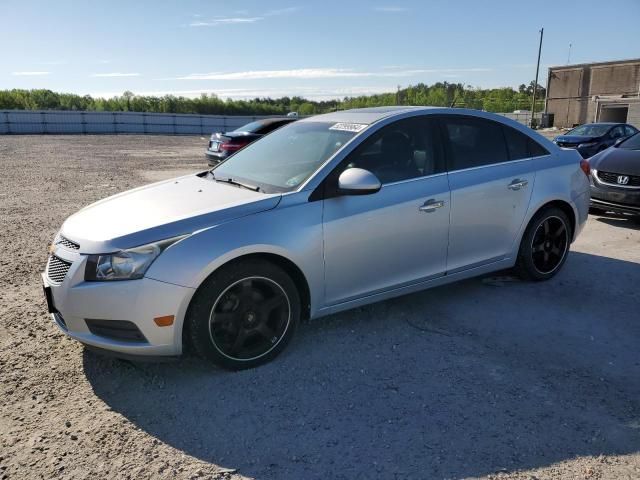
left=590, top=175, right=640, bottom=215
left=42, top=251, right=195, bottom=357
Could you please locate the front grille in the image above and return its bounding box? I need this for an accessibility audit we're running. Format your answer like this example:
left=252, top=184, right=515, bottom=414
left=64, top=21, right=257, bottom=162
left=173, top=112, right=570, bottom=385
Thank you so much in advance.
left=597, top=170, right=640, bottom=187
left=46, top=255, right=72, bottom=284
left=85, top=319, right=147, bottom=343
left=56, top=235, right=80, bottom=250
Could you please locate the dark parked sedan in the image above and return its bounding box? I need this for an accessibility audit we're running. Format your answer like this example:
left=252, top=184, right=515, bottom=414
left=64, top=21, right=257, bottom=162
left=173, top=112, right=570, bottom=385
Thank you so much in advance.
left=554, top=122, right=638, bottom=158
left=589, top=132, right=640, bottom=215
left=205, top=118, right=296, bottom=165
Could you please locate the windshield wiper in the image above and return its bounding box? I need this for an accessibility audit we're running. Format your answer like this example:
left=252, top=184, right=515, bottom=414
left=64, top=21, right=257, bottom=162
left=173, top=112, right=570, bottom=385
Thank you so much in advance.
left=214, top=176, right=261, bottom=192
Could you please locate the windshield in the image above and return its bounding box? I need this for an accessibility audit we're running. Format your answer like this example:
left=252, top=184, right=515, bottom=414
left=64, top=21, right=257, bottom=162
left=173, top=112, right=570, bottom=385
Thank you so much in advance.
left=567, top=124, right=611, bottom=137
left=619, top=132, right=640, bottom=150
left=212, top=121, right=359, bottom=193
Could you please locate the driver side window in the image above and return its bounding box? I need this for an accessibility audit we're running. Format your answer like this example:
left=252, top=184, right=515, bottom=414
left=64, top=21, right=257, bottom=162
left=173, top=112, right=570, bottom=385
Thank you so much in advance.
left=339, top=117, right=444, bottom=184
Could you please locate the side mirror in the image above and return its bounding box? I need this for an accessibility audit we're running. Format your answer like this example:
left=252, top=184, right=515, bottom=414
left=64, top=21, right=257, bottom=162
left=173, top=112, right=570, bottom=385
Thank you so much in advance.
left=614, top=137, right=625, bottom=146
left=338, top=168, right=381, bottom=195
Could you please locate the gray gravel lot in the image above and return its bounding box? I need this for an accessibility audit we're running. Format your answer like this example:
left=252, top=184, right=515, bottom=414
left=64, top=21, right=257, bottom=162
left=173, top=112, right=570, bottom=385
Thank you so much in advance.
left=1, top=135, right=639, bottom=480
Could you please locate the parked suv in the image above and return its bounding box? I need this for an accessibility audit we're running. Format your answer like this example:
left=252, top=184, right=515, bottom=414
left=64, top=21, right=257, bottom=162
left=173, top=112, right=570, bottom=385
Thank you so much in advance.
left=43, top=107, right=589, bottom=370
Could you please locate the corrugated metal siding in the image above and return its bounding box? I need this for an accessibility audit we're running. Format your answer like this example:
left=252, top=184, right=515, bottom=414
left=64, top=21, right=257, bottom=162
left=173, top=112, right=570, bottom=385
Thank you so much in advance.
left=0, top=110, right=280, bottom=135
left=0, top=109, right=539, bottom=134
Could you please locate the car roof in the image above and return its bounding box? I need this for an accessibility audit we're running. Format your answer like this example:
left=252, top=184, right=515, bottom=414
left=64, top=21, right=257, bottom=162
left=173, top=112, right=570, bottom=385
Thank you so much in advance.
left=259, top=117, right=296, bottom=124
left=300, top=106, right=436, bottom=125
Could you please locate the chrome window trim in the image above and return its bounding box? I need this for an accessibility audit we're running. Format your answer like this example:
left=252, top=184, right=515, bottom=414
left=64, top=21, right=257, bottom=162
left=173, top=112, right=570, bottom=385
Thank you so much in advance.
left=381, top=171, right=448, bottom=187
left=445, top=153, right=550, bottom=175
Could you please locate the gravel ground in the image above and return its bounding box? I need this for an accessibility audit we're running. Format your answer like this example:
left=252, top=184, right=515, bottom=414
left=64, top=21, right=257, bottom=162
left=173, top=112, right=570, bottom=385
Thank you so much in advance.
left=1, top=135, right=639, bottom=480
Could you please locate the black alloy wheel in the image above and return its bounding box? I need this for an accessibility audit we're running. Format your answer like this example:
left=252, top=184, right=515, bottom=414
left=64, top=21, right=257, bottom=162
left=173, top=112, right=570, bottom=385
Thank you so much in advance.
left=209, top=277, right=290, bottom=361
left=530, top=216, right=569, bottom=275
left=187, top=259, right=300, bottom=370
left=516, top=207, right=572, bottom=281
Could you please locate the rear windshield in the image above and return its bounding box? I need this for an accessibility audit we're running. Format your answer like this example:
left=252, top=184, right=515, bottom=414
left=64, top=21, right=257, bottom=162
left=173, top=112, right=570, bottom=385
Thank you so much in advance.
left=213, top=121, right=359, bottom=193
left=232, top=120, right=268, bottom=134
left=568, top=124, right=610, bottom=137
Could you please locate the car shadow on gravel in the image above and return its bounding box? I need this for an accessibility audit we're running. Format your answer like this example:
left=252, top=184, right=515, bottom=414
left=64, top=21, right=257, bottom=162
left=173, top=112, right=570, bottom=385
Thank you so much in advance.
left=83, top=251, right=640, bottom=480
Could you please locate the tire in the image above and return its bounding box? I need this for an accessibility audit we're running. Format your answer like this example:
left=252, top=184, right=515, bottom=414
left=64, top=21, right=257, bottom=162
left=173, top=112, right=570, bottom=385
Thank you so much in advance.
left=187, top=259, right=300, bottom=370
left=515, top=207, right=572, bottom=281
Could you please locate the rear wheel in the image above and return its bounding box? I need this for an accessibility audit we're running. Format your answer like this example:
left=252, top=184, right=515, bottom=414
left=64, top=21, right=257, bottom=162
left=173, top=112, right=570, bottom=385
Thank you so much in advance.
left=516, top=207, right=571, bottom=281
left=187, top=259, right=300, bottom=370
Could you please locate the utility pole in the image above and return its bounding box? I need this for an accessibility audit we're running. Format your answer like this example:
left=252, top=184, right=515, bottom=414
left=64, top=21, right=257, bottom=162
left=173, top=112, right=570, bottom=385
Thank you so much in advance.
left=566, top=43, right=572, bottom=65
left=531, top=27, right=544, bottom=128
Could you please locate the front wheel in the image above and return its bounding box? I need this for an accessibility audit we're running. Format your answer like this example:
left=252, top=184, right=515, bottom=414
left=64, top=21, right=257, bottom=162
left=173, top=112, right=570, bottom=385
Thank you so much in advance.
left=187, top=259, right=300, bottom=370
left=516, top=207, right=572, bottom=281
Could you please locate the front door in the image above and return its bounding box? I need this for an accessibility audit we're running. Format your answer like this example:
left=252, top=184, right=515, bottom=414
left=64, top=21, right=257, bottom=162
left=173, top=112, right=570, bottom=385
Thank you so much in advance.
left=321, top=116, right=450, bottom=306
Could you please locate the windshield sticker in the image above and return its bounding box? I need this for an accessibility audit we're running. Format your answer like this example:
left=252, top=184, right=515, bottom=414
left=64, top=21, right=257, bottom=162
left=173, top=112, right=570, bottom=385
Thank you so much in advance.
left=329, top=123, right=368, bottom=133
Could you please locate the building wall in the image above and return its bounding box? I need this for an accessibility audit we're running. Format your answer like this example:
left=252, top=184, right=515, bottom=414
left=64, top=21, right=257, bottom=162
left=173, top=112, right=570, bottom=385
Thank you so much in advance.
left=545, top=59, right=640, bottom=128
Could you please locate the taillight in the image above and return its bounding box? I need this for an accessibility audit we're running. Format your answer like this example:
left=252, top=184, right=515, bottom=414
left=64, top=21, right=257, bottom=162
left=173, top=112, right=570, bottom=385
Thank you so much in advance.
left=580, top=159, right=590, bottom=177
left=221, top=141, right=249, bottom=151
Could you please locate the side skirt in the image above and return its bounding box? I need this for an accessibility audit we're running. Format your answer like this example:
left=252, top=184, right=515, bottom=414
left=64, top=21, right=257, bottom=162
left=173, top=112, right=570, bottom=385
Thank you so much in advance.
left=312, top=257, right=515, bottom=320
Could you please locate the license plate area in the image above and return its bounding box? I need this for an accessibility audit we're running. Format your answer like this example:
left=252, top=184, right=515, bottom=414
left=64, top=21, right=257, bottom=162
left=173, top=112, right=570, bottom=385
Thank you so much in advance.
left=43, top=285, right=57, bottom=314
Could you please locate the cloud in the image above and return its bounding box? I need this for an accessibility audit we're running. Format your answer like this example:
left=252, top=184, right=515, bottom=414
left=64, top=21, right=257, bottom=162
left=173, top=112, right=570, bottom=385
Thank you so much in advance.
left=374, top=6, right=409, bottom=12
left=263, top=6, right=301, bottom=16
left=175, top=67, right=493, bottom=81
left=89, top=85, right=398, bottom=101
left=91, top=72, right=141, bottom=77
left=190, top=17, right=263, bottom=26
left=11, top=71, right=50, bottom=76
left=177, top=68, right=375, bottom=80
left=190, top=6, right=300, bottom=26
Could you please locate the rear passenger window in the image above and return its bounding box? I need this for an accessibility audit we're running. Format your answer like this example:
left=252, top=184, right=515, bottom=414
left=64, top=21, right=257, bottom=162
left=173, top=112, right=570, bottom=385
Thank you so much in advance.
left=442, top=116, right=508, bottom=170
left=528, top=138, right=549, bottom=157
left=502, top=125, right=550, bottom=159
left=502, top=126, right=529, bottom=160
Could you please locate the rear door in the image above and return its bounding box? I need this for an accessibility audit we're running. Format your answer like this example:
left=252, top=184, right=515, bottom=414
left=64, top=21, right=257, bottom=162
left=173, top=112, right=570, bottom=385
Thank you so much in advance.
left=439, top=115, right=541, bottom=272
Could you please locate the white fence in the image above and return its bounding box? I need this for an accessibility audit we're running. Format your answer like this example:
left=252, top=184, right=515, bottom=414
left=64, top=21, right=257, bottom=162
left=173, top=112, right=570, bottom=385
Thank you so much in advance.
left=0, top=109, right=543, bottom=135
left=0, top=110, right=278, bottom=135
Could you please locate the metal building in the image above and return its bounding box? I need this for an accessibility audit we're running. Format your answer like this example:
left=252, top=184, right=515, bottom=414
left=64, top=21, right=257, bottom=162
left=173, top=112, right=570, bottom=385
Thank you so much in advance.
left=544, top=58, right=640, bottom=128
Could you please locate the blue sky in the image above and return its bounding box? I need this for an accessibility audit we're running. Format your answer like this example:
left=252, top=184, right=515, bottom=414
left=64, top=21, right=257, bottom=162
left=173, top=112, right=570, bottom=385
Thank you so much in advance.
left=2, top=0, right=639, bottom=100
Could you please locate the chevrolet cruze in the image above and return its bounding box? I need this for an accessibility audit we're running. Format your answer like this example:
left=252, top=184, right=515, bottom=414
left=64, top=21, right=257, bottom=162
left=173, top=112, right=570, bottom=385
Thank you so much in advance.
left=43, top=107, right=590, bottom=369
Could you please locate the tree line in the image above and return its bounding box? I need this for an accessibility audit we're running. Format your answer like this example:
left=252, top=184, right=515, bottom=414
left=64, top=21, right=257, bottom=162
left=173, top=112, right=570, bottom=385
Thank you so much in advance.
left=0, top=82, right=545, bottom=116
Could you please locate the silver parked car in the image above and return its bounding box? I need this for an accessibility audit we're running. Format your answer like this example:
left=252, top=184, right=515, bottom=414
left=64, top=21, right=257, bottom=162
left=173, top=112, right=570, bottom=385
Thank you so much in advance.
left=42, top=107, right=590, bottom=369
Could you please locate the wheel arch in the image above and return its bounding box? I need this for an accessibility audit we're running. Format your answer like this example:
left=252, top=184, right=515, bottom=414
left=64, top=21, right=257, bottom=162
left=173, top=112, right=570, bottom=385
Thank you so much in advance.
left=181, top=252, right=312, bottom=352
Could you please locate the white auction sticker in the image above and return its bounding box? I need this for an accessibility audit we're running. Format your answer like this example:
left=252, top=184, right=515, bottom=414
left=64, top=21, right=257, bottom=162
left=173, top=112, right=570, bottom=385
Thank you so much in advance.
left=329, top=123, right=368, bottom=133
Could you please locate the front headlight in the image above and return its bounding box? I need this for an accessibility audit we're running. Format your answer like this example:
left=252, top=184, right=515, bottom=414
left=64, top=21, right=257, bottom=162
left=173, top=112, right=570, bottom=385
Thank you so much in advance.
left=578, top=141, right=597, bottom=149
left=85, top=236, right=186, bottom=281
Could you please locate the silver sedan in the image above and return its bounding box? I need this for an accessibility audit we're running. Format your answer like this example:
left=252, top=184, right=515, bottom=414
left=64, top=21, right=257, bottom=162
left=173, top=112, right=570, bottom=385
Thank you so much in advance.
left=42, top=107, right=590, bottom=369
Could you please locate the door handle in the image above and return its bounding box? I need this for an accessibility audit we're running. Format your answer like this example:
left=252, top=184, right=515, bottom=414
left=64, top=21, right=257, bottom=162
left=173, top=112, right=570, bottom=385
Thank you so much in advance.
left=508, top=179, right=529, bottom=190
left=418, top=199, right=445, bottom=213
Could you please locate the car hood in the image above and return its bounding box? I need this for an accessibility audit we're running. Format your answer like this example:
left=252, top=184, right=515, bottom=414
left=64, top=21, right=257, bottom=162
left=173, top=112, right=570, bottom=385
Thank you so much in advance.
left=555, top=135, right=599, bottom=144
left=61, top=172, right=281, bottom=254
left=590, top=147, right=640, bottom=175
